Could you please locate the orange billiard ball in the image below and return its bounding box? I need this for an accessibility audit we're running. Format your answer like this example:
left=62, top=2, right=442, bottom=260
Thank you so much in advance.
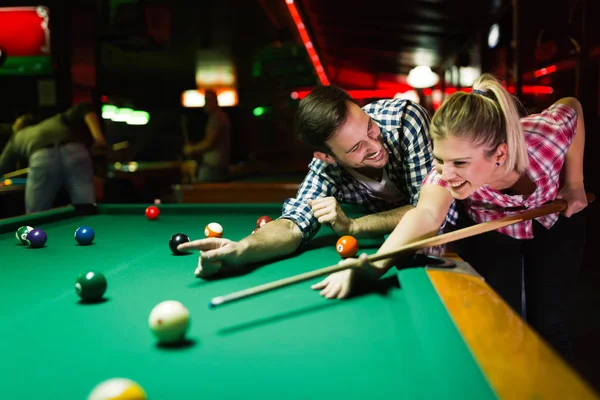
left=145, top=205, right=160, bottom=220
left=204, top=222, right=223, bottom=238
left=336, top=235, right=358, bottom=258
left=256, top=216, right=272, bottom=228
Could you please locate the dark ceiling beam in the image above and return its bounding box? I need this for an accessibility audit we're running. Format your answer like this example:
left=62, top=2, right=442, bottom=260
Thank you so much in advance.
left=321, top=35, right=466, bottom=52
left=317, top=25, right=465, bottom=38
left=302, top=1, right=494, bottom=22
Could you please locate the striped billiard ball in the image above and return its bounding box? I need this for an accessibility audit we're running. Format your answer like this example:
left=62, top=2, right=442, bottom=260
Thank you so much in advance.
left=15, top=225, right=34, bottom=245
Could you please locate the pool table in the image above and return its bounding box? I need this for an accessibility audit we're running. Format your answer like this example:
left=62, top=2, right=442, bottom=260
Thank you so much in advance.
left=0, top=204, right=597, bottom=399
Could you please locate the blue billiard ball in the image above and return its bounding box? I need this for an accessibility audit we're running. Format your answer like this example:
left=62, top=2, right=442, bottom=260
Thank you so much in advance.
left=27, top=228, right=47, bottom=248
left=75, top=226, right=95, bottom=245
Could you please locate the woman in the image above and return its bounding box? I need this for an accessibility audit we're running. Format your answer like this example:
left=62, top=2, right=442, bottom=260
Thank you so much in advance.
left=312, top=73, right=588, bottom=362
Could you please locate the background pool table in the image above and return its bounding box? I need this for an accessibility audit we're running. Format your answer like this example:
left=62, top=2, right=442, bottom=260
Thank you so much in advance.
left=0, top=204, right=597, bottom=399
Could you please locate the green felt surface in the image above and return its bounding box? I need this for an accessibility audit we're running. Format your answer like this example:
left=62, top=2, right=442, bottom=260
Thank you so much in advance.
left=0, top=204, right=495, bottom=399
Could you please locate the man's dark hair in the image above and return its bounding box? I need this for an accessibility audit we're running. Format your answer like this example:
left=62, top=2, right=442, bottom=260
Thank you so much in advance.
left=294, top=85, right=357, bottom=153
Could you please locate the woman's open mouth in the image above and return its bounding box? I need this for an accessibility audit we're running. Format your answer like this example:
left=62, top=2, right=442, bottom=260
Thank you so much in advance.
left=449, top=180, right=467, bottom=191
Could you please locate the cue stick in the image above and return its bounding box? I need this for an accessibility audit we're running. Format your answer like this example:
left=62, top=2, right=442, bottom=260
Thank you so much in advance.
left=3, top=167, right=29, bottom=179
left=2, top=142, right=126, bottom=181
left=209, top=193, right=595, bottom=308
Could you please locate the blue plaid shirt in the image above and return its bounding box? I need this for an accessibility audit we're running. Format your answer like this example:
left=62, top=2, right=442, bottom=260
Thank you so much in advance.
left=281, top=99, right=433, bottom=247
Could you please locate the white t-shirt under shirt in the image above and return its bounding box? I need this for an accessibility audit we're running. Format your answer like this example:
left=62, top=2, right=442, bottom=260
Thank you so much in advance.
left=346, top=167, right=402, bottom=203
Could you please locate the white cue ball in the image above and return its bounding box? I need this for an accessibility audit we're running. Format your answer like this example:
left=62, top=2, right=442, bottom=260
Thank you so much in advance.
left=148, top=300, right=190, bottom=344
left=87, top=377, right=147, bottom=400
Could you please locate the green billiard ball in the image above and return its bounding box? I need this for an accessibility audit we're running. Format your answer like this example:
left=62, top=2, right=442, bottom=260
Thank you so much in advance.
left=15, top=225, right=33, bottom=245
left=75, top=271, right=107, bottom=302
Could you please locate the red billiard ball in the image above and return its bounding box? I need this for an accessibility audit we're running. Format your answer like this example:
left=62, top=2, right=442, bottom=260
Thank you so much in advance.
left=336, top=235, right=358, bottom=258
left=256, top=216, right=272, bottom=228
left=146, top=206, right=160, bottom=220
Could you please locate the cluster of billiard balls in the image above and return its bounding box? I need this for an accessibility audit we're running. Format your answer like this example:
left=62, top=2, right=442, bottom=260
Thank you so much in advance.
left=15, top=225, right=95, bottom=248
left=168, top=216, right=273, bottom=255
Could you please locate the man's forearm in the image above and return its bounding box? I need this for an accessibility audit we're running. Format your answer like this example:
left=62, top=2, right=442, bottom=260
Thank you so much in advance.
left=350, top=204, right=414, bottom=238
left=237, top=219, right=303, bottom=265
left=84, top=112, right=106, bottom=143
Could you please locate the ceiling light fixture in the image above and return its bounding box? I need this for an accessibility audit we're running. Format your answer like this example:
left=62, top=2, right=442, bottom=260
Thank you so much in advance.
left=488, top=23, right=500, bottom=49
left=407, top=66, right=439, bottom=89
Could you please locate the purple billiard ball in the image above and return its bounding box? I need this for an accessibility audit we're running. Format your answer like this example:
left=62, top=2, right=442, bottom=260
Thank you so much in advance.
left=27, top=228, right=47, bottom=248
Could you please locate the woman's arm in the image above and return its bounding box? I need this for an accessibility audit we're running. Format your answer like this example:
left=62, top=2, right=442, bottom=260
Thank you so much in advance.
left=370, top=183, right=455, bottom=274
left=556, top=97, right=585, bottom=188
left=311, top=183, right=454, bottom=299
left=555, top=97, right=587, bottom=217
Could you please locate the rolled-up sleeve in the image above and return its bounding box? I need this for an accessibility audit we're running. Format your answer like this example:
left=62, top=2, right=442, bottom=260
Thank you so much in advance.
left=280, top=169, right=337, bottom=247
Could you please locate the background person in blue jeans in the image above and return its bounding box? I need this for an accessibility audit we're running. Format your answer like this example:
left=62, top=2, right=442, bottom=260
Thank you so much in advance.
left=0, top=102, right=106, bottom=213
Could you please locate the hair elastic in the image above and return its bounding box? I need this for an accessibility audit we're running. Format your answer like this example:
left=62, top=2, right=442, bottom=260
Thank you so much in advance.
left=472, top=89, right=487, bottom=96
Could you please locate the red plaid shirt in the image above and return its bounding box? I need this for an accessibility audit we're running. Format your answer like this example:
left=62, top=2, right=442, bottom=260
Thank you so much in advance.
left=424, top=103, right=577, bottom=239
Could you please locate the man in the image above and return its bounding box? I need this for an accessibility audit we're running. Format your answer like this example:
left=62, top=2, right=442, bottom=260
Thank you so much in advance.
left=178, top=85, right=433, bottom=278
left=182, top=90, right=232, bottom=182
left=0, top=102, right=106, bottom=213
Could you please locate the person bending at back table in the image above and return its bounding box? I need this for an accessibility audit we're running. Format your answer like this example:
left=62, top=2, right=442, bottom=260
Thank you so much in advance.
left=0, top=102, right=106, bottom=213
left=314, top=73, right=588, bottom=363
left=178, top=85, right=438, bottom=277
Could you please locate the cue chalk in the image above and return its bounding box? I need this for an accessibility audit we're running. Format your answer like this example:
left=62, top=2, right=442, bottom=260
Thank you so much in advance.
left=208, top=193, right=595, bottom=308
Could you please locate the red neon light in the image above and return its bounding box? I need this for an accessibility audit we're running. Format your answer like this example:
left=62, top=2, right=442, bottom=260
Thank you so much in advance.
left=521, top=85, right=553, bottom=94
left=285, top=0, right=330, bottom=85
left=534, top=65, right=557, bottom=78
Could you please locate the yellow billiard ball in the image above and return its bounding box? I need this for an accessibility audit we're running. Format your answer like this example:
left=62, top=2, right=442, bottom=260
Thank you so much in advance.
left=87, top=377, right=147, bottom=400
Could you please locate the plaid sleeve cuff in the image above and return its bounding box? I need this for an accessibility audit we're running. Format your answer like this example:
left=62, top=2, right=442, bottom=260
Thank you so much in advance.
left=280, top=197, right=320, bottom=247
left=278, top=166, right=336, bottom=247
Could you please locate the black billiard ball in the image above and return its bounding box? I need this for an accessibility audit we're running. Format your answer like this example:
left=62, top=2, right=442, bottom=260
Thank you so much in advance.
left=169, top=233, right=190, bottom=255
